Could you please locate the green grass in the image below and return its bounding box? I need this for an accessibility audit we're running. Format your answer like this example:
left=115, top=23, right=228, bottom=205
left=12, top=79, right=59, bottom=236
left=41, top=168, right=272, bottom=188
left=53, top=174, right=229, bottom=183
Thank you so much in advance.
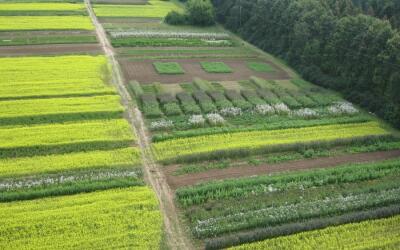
left=246, top=62, right=274, bottom=72
left=200, top=62, right=233, bottom=73
left=153, top=62, right=184, bottom=75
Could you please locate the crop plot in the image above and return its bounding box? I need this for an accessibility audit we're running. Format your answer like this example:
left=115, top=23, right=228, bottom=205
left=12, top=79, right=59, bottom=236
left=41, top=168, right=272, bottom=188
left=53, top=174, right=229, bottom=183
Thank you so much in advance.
left=152, top=122, right=389, bottom=163
left=153, top=62, right=184, bottom=75
left=247, top=61, right=275, bottom=72
left=0, top=16, right=94, bottom=30
left=93, top=0, right=181, bottom=18
left=0, top=187, right=162, bottom=249
left=201, top=62, right=233, bottom=73
left=0, top=56, right=114, bottom=99
left=230, top=214, right=400, bottom=249
left=120, top=59, right=288, bottom=83
left=0, top=3, right=87, bottom=15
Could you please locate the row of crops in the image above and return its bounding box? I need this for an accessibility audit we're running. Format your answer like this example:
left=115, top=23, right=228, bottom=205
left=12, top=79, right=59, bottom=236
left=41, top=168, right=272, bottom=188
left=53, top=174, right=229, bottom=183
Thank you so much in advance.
left=176, top=158, right=400, bottom=249
left=0, top=3, right=93, bottom=31
left=230, top=214, right=400, bottom=249
left=0, top=55, right=162, bottom=248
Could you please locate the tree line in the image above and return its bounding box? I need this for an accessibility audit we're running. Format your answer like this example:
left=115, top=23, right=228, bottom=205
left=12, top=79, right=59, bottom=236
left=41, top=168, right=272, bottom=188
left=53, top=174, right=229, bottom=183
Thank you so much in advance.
left=212, top=0, right=400, bottom=128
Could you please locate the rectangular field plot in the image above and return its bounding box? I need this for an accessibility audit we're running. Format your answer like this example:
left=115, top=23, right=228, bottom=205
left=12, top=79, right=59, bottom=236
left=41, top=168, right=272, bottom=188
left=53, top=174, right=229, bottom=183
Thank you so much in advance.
left=0, top=148, right=140, bottom=178
left=0, top=187, right=162, bottom=249
left=120, top=59, right=289, bottom=83
left=153, top=122, right=389, bottom=162
left=93, top=0, right=181, bottom=17
left=0, top=95, right=123, bottom=125
left=0, top=16, right=94, bottom=30
left=0, top=3, right=85, bottom=12
left=0, top=119, right=134, bottom=150
left=231, top=215, right=400, bottom=249
left=0, top=56, right=114, bottom=99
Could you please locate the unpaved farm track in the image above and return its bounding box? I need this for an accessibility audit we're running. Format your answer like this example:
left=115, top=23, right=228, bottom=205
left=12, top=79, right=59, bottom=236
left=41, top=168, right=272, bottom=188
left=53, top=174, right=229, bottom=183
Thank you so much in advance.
left=84, top=1, right=193, bottom=249
left=166, top=149, right=400, bottom=189
left=0, top=44, right=101, bottom=56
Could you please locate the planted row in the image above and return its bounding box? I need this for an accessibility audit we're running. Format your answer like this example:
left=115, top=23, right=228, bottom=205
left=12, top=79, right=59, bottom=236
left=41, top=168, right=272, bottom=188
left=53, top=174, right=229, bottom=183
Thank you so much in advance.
left=153, top=122, right=388, bottom=163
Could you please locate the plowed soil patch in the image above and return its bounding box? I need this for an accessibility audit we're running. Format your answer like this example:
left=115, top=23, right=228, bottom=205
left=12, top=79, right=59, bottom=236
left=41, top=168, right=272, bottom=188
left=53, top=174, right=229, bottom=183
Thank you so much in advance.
left=119, top=58, right=289, bottom=83
left=165, top=149, right=400, bottom=189
left=0, top=44, right=101, bottom=56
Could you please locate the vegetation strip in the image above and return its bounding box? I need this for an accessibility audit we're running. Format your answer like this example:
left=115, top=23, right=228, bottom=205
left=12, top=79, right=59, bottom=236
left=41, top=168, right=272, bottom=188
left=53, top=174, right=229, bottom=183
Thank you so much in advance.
left=166, top=149, right=400, bottom=189
left=228, top=214, right=400, bottom=249
left=0, top=187, right=162, bottom=249
left=153, top=122, right=389, bottom=163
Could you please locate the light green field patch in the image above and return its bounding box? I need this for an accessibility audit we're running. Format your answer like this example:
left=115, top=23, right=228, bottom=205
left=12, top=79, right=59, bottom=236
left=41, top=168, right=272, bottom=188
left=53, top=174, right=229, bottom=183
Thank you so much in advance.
left=0, top=95, right=123, bottom=120
left=246, top=62, right=274, bottom=72
left=0, top=16, right=94, bottom=30
left=0, top=187, right=162, bottom=249
left=153, top=62, right=184, bottom=75
left=200, top=62, right=233, bottom=73
left=153, top=122, right=389, bottom=162
left=0, top=119, right=135, bottom=149
left=0, top=3, right=85, bottom=11
left=0, top=56, right=113, bottom=99
left=0, top=148, right=141, bottom=178
left=93, top=0, right=182, bottom=17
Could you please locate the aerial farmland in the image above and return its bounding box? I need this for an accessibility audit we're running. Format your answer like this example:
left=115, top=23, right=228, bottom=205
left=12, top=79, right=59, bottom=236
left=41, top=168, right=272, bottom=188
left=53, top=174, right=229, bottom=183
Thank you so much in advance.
left=0, top=0, right=399, bottom=249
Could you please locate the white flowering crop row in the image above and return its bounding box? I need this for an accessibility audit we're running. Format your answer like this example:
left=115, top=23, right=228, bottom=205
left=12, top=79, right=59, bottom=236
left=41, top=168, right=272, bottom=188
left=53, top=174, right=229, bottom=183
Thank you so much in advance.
left=110, top=30, right=230, bottom=40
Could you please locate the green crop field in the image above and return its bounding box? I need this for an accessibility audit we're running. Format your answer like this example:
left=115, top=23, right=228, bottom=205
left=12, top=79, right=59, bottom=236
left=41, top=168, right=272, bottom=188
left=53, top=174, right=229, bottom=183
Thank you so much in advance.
left=0, top=56, right=114, bottom=99
left=2, top=0, right=400, bottom=248
left=0, top=3, right=85, bottom=11
left=201, top=62, right=233, bottom=73
left=93, top=0, right=181, bottom=17
left=230, top=215, right=400, bottom=249
left=0, top=148, right=141, bottom=178
left=0, top=187, right=162, bottom=249
left=153, top=122, right=389, bottom=162
left=0, top=95, right=123, bottom=122
left=0, top=16, right=93, bottom=30
left=0, top=119, right=134, bottom=149
left=153, top=62, right=185, bottom=74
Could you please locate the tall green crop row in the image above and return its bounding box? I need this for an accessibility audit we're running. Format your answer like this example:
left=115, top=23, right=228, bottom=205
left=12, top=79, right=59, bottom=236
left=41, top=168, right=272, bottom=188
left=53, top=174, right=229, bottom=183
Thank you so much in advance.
left=230, top=215, right=400, bottom=250
left=153, top=121, right=389, bottom=163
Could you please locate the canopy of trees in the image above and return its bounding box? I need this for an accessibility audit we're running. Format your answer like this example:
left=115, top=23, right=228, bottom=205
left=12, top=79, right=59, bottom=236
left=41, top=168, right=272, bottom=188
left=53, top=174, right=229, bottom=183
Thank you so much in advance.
left=213, top=0, right=400, bottom=128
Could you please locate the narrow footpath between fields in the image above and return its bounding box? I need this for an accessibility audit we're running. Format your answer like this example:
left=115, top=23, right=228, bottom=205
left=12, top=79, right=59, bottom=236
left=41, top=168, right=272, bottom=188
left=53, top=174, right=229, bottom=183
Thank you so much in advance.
left=84, top=1, right=193, bottom=249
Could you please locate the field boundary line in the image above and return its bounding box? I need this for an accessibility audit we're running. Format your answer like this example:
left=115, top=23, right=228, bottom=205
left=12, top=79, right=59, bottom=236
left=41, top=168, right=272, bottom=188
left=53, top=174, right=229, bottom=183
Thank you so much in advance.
left=84, top=0, right=193, bottom=249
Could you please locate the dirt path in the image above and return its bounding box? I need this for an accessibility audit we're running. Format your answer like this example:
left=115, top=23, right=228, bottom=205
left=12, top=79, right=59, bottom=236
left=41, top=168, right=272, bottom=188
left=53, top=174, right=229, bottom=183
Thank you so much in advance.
left=0, top=44, right=101, bottom=56
left=84, top=1, right=193, bottom=249
left=166, top=149, right=400, bottom=189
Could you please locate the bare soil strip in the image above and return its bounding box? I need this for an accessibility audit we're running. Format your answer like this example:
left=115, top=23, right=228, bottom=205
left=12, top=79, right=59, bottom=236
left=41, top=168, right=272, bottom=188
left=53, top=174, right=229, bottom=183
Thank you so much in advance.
left=165, top=149, right=400, bottom=189
left=84, top=1, right=193, bottom=249
left=120, top=58, right=290, bottom=83
left=0, top=44, right=101, bottom=56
